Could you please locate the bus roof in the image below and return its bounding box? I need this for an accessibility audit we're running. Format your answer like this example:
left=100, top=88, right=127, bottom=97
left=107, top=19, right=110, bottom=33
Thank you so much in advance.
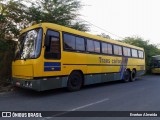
left=152, top=55, right=160, bottom=60
left=21, top=22, right=144, bottom=51
left=152, top=55, right=160, bottom=58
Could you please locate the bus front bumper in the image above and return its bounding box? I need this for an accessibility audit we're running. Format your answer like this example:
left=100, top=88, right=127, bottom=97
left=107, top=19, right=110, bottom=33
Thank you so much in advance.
left=11, top=77, right=68, bottom=91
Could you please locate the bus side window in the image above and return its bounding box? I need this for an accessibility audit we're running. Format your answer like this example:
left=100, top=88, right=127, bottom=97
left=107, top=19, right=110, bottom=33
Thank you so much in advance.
left=131, top=49, right=138, bottom=58
left=63, top=33, right=76, bottom=50
left=94, top=41, right=100, bottom=53
left=138, top=50, right=144, bottom=58
left=123, top=47, right=131, bottom=57
left=87, top=39, right=94, bottom=52
left=114, top=45, right=122, bottom=55
left=45, top=30, right=61, bottom=59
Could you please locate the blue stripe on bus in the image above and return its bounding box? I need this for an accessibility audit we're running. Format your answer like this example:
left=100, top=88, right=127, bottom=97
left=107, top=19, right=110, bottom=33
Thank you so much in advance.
left=44, top=67, right=61, bottom=71
left=44, top=62, right=61, bottom=67
left=120, top=57, right=128, bottom=79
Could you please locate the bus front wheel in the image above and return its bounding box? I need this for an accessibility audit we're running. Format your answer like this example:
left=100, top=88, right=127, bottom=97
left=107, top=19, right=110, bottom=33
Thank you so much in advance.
left=67, top=71, right=83, bottom=91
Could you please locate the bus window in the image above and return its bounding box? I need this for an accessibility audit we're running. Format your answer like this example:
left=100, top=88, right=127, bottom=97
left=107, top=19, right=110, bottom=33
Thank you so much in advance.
left=114, top=45, right=122, bottom=55
left=108, top=44, right=113, bottom=54
left=131, top=49, right=138, bottom=57
left=123, top=47, right=131, bottom=57
left=119, top=46, right=122, bottom=55
left=102, top=42, right=108, bottom=54
left=138, top=51, right=144, bottom=58
left=45, top=30, right=61, bottom=59
left=94, top=41, right=100, bottom=53
left=76, top=37, right=85, bottom=51
left=87, top=39, right=94, bottom=52
left=102, top=42, right=113, bottom=54
left=64, top=33, right=76, bottom=50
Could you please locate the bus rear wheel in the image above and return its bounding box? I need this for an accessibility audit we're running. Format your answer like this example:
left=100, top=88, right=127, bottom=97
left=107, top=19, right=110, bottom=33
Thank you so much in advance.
left=123, top=70, right=130, bottom=82
left=67, top=71, right=83, bottom=91
left=130, top=70, right=136, bottom=82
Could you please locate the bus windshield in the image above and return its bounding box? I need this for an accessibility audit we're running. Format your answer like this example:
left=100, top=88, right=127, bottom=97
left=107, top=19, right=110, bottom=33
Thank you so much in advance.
left=153, top=60, right=160, bottom=68
left=15, top=28, right=42, bottom=60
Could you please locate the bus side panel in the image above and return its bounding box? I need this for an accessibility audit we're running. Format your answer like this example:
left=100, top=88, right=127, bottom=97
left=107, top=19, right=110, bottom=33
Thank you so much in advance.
left=84, top=73, right=121, bottom=85
left=61, top=51, right=87, bottom=75
left=127, top=57, right=145, bottom=76
left=85, top=55, right=122, bottom=85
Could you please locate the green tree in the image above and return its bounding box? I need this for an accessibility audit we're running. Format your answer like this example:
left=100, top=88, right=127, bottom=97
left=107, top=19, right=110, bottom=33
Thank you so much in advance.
left=97, top=33, right=111, bottom=39
left=0, top=0, right=89, bottom=86
left=0, top=0, right=27, bottom=41
left=26, top=0, right=89, bottom=31
left=0, top=0, right=89, bottom=42
left=0, top=0, right=21, bottom=84
left=122, top=37, right=160, bottom=73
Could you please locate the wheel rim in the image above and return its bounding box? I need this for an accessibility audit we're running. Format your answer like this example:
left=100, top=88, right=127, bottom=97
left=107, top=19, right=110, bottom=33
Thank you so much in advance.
left=70, top=74, right=81, bottom=87
left=71, top=76, right=79, bottom=86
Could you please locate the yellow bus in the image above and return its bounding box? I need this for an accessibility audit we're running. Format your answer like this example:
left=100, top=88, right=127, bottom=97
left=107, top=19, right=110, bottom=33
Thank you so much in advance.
left=12, top=23, right=145, bottom=91
left=151, top=55, right=160, bottom=74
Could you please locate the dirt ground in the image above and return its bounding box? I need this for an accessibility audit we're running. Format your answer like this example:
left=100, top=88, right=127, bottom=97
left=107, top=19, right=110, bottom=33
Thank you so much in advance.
left=0, top=82, right=14, bottom=92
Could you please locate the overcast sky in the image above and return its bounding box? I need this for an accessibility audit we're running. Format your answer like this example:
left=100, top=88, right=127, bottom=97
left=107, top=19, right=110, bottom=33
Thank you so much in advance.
left=79, top=0, right=160, bottom=44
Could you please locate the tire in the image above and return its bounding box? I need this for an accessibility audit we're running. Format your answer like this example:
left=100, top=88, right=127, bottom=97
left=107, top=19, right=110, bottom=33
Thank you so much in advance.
left=67, top=71, right=83, bottom=91
left=130, top=70, right=136, bottom=82
left=122, top=70, right=130, bottom=83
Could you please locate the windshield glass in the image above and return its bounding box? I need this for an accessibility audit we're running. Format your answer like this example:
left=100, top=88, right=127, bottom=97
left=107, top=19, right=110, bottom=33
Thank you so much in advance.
left=153, top=60, right=160, bottom=68
left=15, top=28, right=42, bottom=60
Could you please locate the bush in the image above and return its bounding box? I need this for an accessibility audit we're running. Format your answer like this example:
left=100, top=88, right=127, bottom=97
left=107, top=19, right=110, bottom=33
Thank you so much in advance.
left=0, top=40, right=16, bottom=84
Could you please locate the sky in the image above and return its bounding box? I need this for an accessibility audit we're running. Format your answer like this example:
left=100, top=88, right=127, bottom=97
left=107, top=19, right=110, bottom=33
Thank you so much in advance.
left=79, top=0, right=160, bottom=44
